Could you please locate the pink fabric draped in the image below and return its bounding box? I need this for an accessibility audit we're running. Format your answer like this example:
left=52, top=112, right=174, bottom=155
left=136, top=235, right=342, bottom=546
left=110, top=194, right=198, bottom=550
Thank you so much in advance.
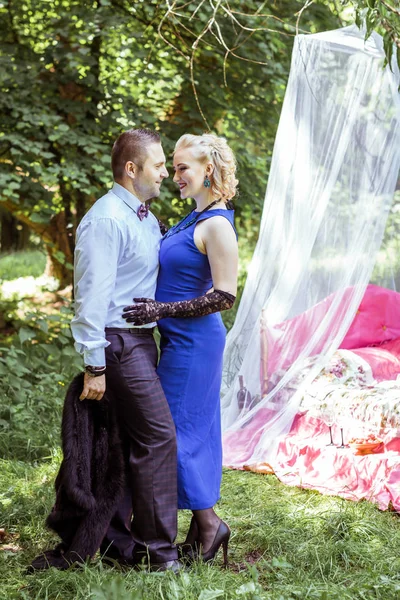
left=273, top=414, right=400, bottom=511
left=224, top=285, right=400, bottom=510
left=265, top=285, right=400, bottom=377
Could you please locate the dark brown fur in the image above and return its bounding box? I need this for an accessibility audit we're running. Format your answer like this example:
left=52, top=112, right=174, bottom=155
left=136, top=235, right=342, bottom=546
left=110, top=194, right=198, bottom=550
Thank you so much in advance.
left=30, top=373, right=125, bottom=570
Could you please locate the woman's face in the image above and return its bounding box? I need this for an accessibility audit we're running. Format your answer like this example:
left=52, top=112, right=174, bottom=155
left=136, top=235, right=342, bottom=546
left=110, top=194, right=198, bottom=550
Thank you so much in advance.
left=173, top=147, right=211, bottom=200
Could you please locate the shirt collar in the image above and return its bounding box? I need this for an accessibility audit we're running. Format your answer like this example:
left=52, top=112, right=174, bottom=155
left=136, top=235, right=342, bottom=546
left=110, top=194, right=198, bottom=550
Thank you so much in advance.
left=111, top=182, right=144, bottom=214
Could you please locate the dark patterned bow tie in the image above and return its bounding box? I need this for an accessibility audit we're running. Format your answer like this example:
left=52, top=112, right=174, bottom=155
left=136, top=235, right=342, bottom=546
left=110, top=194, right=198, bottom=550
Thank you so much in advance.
left=137, top=204, right=149, bottom=221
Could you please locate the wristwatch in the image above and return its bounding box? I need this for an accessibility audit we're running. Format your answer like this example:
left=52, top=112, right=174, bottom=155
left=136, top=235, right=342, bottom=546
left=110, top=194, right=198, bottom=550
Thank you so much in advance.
left=85, top=365, right=106, bottom=377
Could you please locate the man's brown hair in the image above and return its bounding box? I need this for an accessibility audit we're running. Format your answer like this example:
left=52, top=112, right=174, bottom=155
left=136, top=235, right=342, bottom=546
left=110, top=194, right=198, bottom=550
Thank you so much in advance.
left=111, top=128, right=161, bottom=181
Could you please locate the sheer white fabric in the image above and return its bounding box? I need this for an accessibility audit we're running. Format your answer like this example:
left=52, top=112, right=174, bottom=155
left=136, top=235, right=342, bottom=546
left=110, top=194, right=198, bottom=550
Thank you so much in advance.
left=222, top=25, right=400, bottom=468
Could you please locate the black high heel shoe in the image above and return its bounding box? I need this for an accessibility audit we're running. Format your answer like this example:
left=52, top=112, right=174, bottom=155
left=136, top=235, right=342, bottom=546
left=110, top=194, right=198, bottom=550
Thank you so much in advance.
left=200, top=520, right=230, bottom=566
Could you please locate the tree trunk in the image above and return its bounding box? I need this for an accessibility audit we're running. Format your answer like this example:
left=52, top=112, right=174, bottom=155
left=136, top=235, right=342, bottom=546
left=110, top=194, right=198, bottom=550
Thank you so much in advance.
left=16, top=222, right=30, bottom=251
left=76, top=190, right=88, bottom=226
left=43, top=211, right=74, bottom=289
left=1, top=201, right=74, bottom=289
left=0, top=210, right=19, bottom=252
left=44, top=253, right=73, bottom=289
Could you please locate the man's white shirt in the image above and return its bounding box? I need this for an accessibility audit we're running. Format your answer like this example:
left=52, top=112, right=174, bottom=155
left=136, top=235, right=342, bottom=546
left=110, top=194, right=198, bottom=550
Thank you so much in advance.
left=71, top=182, right=162, bottom=366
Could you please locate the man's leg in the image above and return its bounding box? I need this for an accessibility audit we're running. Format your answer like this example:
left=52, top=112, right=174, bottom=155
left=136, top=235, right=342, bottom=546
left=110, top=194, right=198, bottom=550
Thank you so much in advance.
left=100, top=468, right=135, bottom=563
left=103, top=329, right=178, bottom=564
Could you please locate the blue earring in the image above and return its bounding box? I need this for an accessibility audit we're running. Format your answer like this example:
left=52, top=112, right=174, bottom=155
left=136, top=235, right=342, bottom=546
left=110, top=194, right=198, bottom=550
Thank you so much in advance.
left=204, top=174, right=211, bottom=188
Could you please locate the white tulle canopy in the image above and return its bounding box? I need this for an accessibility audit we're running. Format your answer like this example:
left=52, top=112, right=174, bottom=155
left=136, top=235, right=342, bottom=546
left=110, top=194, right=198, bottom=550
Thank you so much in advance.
left=221, top=25, right=400, bottom=468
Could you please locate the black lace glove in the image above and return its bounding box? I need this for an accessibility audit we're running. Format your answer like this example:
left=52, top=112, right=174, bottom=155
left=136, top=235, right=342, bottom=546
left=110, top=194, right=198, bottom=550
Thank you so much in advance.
left=122, top=290, right=236, bottom=325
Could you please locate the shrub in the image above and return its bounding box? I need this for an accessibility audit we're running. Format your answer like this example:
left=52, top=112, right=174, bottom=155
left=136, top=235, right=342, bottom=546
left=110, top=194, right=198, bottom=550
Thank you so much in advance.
left=0, top=306, right=83, bottom=460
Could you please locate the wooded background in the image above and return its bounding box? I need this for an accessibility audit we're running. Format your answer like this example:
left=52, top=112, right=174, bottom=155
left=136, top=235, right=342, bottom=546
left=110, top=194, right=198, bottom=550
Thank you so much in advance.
left=2, top=4, right=400, bottom=595
left=1, top=0, right=399, bottom=288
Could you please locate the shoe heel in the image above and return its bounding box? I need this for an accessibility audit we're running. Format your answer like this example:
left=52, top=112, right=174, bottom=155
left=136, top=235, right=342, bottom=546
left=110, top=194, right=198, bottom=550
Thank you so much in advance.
left=222, top=538, right=229, bottom=567
left=200, top=520, right=231, bottom=565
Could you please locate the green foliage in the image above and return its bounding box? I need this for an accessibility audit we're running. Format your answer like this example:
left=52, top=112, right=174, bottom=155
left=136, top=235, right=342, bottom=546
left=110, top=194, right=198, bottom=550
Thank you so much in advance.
left=341, top=0, right=400, bottom=68
left=1, top=0, right=396, bottom=286
left=0, top=0, right=343, bottom=281
left=0, top=250, right=47, bottom=281
left=0, top=0, right=398, bottom=287
left=0, top=303, right=82, bottom=460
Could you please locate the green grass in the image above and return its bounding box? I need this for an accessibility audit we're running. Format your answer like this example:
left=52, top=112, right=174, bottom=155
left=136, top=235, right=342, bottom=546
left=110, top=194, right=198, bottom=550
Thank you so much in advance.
left=1, top=457, right=400, bottom=600
left=0, top=250, right=47, bottom=281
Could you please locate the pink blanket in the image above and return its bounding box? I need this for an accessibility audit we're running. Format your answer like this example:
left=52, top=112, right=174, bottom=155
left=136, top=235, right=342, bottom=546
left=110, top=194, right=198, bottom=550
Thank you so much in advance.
left=224, top=285, right=400, bottom=510
left=274, top=414, right=400, bottom=511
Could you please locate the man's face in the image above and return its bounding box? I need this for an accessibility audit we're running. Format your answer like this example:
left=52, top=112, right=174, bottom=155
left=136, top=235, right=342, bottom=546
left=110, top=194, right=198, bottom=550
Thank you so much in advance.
left=133, top=143, right=168, bottom=202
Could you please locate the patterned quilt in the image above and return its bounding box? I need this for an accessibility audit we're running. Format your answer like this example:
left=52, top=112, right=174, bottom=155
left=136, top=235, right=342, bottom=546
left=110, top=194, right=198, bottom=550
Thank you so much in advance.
left=299, top=350, right=400, bottom=432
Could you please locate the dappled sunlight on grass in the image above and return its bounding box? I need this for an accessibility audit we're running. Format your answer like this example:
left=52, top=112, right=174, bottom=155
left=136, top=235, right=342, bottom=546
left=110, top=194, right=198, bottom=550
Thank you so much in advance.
left=2, top=463, right=400, bottom=598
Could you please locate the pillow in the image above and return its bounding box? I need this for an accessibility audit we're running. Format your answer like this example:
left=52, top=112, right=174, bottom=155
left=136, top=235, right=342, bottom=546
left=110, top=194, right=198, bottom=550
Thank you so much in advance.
left=340, top=284, right=400, bottom=349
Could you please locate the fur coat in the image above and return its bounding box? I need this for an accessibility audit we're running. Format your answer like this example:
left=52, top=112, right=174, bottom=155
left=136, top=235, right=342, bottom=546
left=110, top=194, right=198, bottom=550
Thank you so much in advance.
left=33, top=373, right=125, bottom=569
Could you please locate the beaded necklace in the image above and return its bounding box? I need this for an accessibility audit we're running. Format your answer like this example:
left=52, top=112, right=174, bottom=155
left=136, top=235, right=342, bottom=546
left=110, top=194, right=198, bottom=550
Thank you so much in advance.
left=163, top=198, right=222, bottom=240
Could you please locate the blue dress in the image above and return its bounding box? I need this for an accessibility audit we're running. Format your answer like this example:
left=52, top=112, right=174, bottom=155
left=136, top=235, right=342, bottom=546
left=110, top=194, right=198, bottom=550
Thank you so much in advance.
left=156, top=208, right=236, bottom=510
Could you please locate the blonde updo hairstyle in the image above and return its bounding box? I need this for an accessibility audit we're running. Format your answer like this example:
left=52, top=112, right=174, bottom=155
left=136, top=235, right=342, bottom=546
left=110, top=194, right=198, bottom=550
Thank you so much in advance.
left=174, top=133, right=238, bottom=201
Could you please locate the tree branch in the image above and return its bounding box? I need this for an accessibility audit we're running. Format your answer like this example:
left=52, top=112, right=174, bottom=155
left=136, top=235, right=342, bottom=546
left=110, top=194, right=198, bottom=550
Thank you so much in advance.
left=382, top=17, right=400, bottom=49
left=0, top=199, right=53, bottom=242
left=381, top=0, right=400, bottom=17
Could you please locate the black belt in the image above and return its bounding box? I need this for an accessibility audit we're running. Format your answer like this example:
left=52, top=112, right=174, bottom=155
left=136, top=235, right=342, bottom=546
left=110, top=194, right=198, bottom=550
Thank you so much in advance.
left=105, top=327, right=155, bottom=335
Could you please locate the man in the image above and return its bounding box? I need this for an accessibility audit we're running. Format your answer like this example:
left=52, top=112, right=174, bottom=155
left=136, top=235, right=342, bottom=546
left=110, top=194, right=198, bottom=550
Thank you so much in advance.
left=71, top=128, right=179, bottom=572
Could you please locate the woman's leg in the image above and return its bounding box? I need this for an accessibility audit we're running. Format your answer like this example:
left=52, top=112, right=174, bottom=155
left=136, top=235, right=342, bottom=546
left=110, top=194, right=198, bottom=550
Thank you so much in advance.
left=192, top=507, right=222, bottom=552
left=182, top=514, right=198, bottom=546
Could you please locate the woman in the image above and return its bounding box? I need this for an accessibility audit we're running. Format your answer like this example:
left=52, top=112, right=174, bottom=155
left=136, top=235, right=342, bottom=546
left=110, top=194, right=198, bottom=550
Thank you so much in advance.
left=123, top=133, right=238, bottom=565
